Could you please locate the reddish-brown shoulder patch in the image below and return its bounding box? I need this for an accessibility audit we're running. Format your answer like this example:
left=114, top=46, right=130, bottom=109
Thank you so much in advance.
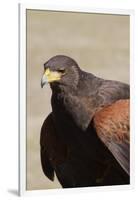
left=93, top=99, right=130, bottom=143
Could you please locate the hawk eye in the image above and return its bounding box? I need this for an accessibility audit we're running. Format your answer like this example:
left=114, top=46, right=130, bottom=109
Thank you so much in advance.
left=57, top=68, right=65, bottom=73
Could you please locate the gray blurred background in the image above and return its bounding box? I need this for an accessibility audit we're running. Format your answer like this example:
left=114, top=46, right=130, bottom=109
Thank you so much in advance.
left=26, top=9, right=129, bottom=190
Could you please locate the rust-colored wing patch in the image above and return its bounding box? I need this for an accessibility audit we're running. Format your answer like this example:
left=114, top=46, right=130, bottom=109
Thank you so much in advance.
left=93, top=99, right=130, bottom=175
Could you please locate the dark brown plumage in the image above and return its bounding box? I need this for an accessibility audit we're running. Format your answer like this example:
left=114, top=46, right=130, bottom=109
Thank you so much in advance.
left=40, top=55, right=130, bottom=188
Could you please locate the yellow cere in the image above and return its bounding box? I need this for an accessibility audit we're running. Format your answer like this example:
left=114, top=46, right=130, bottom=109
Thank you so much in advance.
left=44, top=68, right=62, bottom=83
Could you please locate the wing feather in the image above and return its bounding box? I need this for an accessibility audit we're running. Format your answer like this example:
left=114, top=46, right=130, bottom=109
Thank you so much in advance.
left=40, top=113, right=68, bottom=181
left=93, top=100, right=130, bottom=175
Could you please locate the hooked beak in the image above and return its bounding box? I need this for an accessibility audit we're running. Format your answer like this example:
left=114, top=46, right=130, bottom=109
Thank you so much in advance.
left=41, top=68, right=62, bottom=88
left=41, top=74, right=47, bottom=88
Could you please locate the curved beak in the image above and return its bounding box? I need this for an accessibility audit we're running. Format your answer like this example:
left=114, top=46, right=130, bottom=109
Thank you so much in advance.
left=41, top=73, right=48, bottom=88
left=41, top=68, right=62, bottom=88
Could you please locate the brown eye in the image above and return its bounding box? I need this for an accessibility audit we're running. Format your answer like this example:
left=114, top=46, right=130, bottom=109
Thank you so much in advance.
left=57, top=68, right=65, bottom=73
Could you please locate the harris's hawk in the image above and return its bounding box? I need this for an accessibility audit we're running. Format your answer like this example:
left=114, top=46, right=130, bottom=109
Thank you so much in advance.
left=40, top=55, right=130, bottom=188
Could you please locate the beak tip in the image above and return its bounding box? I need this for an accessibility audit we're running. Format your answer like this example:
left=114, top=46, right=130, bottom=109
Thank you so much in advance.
left=41, top=76, right=48, bottom=88
left=41, top=82, right=44, bottom=88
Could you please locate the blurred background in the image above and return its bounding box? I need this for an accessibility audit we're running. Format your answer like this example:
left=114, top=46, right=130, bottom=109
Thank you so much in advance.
left=26, top=9, right=129, bottom=190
